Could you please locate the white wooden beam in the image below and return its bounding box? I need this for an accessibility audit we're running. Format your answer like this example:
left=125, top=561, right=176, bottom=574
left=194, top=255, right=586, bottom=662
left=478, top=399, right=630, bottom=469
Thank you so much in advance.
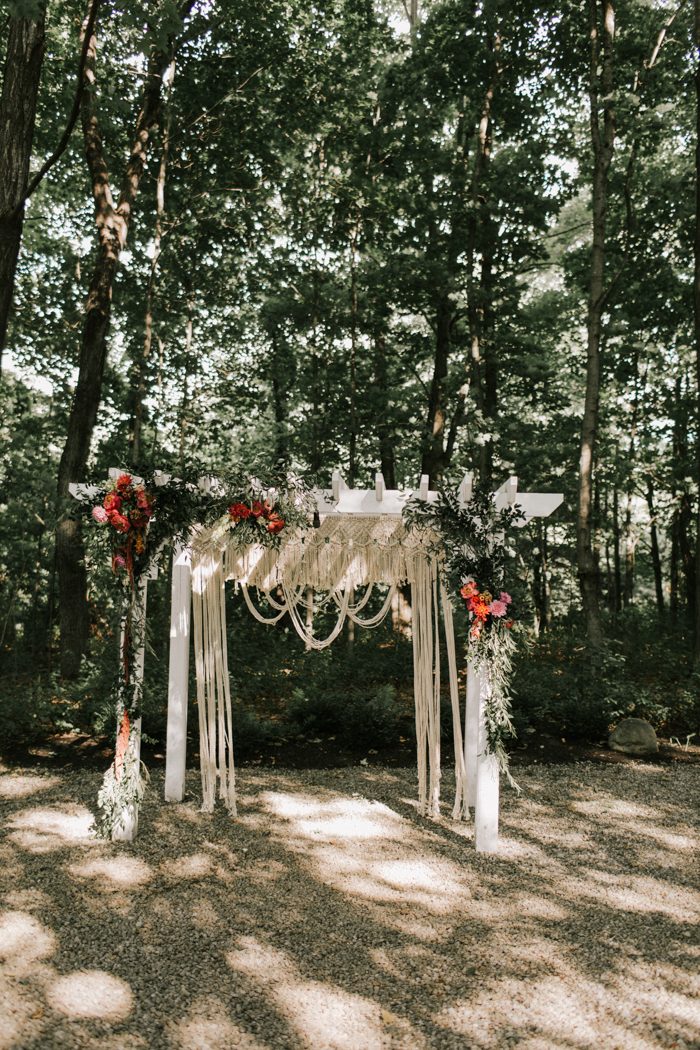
left=494, top=475, right=518, bottom=509
left=375, top=472, right=385, bottom=502
left=111, top=578, right=148, bottom=842
left=68, top=482, right=99, bottom=501
left=164, top=543, right=192, bottom=803
left=464, top=664, right=480, bottom=809
left=419, top=474, right=429, bottom=501
left=332, top=469, right=347, bottom=502
left=474, top=670, right=500, bottom=853
left=458, top=472, right=473, bottom=506
left=108, top=467, right=144, bottom=484
left=513, top=492, right=564, bottom=525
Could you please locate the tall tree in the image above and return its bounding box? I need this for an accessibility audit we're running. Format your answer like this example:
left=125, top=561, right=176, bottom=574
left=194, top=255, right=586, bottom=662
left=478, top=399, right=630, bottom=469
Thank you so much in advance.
left=577, top=0, right=616, bottom=650
left=56, top=1, right=196, bottom=676
left=0, top=3, right=46, bottom=362
left=694, top=0, right=700, bottom=665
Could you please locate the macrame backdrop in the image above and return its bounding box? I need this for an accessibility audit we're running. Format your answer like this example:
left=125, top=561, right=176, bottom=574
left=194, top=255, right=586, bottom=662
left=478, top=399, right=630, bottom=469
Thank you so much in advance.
left=191, top=515, right=469, bottom=820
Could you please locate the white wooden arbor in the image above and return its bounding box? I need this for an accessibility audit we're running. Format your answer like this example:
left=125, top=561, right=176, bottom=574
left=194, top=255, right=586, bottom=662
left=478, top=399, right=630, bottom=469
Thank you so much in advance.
left=72, top=470, right=562, bottom=850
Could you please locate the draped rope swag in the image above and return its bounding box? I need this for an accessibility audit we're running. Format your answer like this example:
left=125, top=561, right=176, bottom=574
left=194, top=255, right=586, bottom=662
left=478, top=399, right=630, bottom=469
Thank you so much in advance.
left=191, top=514, right=467, bottom=820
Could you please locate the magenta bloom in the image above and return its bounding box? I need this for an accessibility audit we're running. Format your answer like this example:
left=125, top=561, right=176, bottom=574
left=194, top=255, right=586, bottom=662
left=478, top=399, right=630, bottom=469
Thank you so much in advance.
left=113, top=554, right=126, bottom=570
left=499, top=591, right=512, bottom=605
left=92, top=505, right=109, bottom=524
left=490, top=599, right=508, bottom=618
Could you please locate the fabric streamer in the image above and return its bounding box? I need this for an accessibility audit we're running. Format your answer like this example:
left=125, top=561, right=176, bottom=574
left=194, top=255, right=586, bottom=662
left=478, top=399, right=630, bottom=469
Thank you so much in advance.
left=190, top=513, right=469, bottom=820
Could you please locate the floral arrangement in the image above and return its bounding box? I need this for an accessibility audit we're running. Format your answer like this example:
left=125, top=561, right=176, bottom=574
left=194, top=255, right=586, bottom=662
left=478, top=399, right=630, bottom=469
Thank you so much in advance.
left=81, top=468, right=315, bottom=837
left=228, top=497, right=286, bottom=539
left=460, top=581, right=513, bottom=639
left=91, top=473, right=155, bottom=578
left=403, top=485, right=523, bottom=777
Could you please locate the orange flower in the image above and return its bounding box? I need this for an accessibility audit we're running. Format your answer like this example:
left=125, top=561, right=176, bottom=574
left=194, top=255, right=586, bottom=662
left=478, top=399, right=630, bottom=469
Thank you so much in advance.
left=103, top=491, right=122, bottom=513
left=266, top=513, right=285, bottom=534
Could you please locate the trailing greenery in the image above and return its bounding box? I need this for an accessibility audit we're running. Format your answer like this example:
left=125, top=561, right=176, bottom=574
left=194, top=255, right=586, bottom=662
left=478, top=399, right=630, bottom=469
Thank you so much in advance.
left=403, top=486, right=524, bottom=774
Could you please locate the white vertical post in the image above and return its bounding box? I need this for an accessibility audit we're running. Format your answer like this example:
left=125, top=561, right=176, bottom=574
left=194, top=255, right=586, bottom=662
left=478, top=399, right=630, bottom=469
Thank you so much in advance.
left=332, top=470, right=347, bottom=502
left=164, top=543, right=192, bottom=802
left=474, top=670, right=500, bottom=853
left=464, top=663, right=480, bottom=808
left=112, top=576, right=149, bottom=842
left=458, top=472, right=473, bottom=506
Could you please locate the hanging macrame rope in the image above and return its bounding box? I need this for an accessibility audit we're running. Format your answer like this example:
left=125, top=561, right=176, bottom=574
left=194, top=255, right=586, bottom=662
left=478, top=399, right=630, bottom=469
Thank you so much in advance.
left=428, top=569, right=441, bottom=817
left=192, top=552, right=215, bottom=812
left=343, top=584, right=397, bottom=628
left=241, top=584, right=289, bottom=624
left=281, top=580, right=353, bottom=650
left=191, top=514, right=446, bottom=819
left=440, top=583, right=469, bottom=820
left=411, top=555, right=431, bottom=815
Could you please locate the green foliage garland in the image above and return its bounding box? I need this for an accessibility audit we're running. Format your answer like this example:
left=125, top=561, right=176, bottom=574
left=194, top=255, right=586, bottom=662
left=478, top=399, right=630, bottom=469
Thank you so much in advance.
left=403, top=487, right=524, bottom=777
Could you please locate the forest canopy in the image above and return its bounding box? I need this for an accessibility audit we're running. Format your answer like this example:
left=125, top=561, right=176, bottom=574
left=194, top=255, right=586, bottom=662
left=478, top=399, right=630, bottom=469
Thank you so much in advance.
left=1, top=0, right=698, bottom=753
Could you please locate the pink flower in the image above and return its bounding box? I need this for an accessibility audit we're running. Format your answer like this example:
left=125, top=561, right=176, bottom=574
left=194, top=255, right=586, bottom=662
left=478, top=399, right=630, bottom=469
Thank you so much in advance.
left=92, top=505, right=109, bottom=524
left=490, top=599, right=508, bottom=618
left=499, top=591, right=512, bottom=605
left=113, top=554, right=126, bottom=570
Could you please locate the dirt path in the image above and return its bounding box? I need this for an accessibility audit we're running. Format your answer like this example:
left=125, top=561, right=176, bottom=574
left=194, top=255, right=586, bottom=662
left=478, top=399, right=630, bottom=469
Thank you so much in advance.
left=1, top=759, right=698, bottom=1049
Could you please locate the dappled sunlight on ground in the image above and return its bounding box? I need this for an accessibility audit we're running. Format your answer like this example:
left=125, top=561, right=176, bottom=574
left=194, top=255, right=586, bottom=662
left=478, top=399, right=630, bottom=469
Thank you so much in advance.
left=229, top=936, right=388, bottom=1050
left=0, top=760, right=698, bottom=1048
left=260, top=790, right=473, bottom=921
left=7, top=804, right=95, bottom=852
left=46, top=969, right=134, bottom=1020
left=0, top=772, right=62, bottom=799
left=169, top=994, right=269, bottom=1050
left=68, top=854, right=154, bottom=889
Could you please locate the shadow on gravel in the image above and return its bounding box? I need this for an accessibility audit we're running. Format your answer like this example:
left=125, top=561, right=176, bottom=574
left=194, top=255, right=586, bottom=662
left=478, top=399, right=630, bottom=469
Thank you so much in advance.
left=0, top=761, right=698, bottom=1049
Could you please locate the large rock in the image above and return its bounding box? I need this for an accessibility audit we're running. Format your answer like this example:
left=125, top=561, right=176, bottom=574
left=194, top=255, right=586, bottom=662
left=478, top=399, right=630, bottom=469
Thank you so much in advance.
left=609, top=717, right=659, bottom=756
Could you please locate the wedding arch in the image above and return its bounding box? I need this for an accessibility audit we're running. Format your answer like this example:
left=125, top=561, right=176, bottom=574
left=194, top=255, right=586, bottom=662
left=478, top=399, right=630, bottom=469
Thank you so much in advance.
left=71, top=470, right=562, bottom=852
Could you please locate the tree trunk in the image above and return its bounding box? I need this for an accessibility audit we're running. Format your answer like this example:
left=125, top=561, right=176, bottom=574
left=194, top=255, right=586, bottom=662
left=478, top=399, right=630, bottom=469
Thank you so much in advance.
left=132, top=60, right=175, bottom=470
left=56, top=6, right=193, bottom=676
left=421, top=293, right=452, bottom=486
left=612, top=484, right=622, bottom=613
left=466, top=66, right=498, bottom=488
left=679, top=490, right=695, bottom=619
left=646, top=479, right=664, bottom=616
left=0, top=9, right=46, bottom=363
left=623, top=488, right=635, bottom=607
left=532, top=521, right=551, bottom=635
left=178, top=299, right=194, bottom=473
left=670, top=510, right=679, bottom=622
left=693, top=0, right=700, bottom=663
left=374, top=332, right=396, bottom=488
left=577, top=0, right=616, bottom=650
left=348, top=219, right=359, bottom=486
left=479, top=246, right=497, bottom=485
left=423, top=54, right=499, bottom=488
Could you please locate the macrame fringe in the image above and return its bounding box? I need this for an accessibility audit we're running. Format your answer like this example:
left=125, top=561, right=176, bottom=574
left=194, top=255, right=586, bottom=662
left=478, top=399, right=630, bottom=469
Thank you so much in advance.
left=190, top=515, right=469, bottom=821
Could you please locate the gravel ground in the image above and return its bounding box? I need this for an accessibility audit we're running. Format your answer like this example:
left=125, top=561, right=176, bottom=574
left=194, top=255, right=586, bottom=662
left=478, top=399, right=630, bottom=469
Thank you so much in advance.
left=1, top=758, right=698, bottom=1050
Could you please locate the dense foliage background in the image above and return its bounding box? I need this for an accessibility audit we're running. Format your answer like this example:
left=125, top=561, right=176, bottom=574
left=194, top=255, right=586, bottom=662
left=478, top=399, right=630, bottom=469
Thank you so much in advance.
left=1, top=0, right=698, bottom=756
